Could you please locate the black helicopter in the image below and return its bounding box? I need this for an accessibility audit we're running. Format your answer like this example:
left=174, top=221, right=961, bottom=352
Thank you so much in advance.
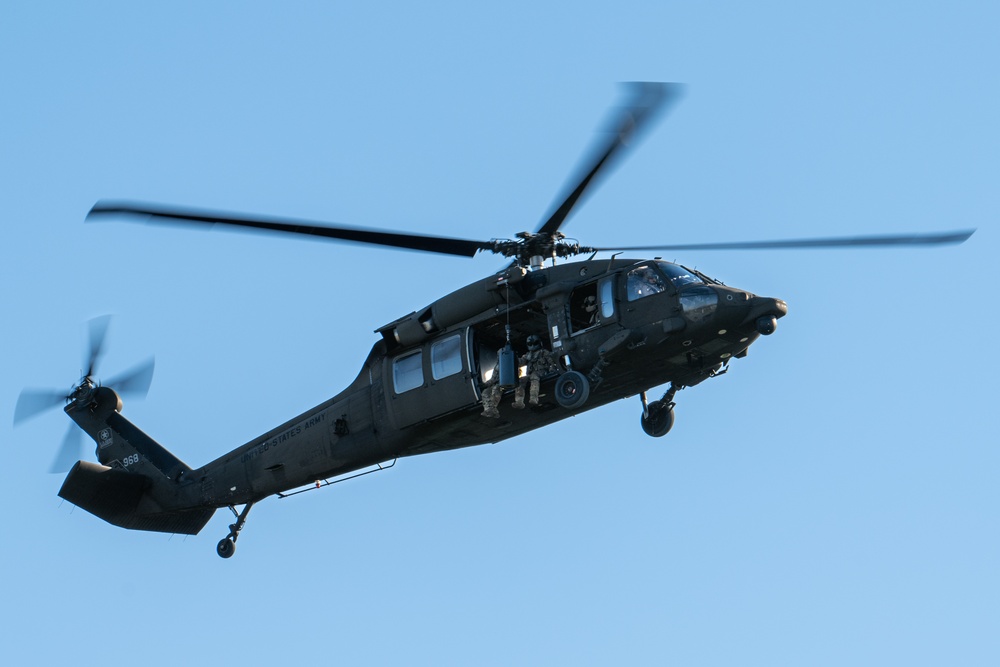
left=14, top=83, right=973, bottom=558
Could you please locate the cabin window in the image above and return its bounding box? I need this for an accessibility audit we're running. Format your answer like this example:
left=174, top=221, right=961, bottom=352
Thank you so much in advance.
left=392, top=351, right=424, bottom=393
left=626, top=265, right=667, bottom=301
left=431, top=334, right=463, bottom=380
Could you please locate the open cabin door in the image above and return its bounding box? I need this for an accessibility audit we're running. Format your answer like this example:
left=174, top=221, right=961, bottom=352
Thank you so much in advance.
left=384, top=328, right=480, bottom=429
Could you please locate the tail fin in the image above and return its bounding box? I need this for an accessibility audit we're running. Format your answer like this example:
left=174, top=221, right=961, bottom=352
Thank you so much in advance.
left=59, top=386, right=215, bottom=535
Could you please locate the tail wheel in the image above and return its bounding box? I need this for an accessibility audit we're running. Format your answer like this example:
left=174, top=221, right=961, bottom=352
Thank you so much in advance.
left=554, top=371, right=590, bottom=409
left=217, top=538, right=236, bottom=559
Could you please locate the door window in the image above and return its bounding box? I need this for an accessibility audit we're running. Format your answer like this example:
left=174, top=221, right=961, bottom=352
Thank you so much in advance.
left=392, top=351, right=424, bottom=393
left=430, top=334, right=463, bottom=380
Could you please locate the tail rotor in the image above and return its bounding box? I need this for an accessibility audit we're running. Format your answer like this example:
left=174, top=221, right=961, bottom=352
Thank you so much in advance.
left=13, top=316, right=155, bottom=472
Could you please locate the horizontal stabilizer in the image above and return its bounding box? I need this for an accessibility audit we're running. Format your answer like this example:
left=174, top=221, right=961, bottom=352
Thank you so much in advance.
left=59, top=461, right=214, bottom=535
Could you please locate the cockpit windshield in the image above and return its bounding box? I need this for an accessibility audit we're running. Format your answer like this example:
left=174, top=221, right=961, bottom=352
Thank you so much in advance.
left=655, top=261, right=703, bottom=289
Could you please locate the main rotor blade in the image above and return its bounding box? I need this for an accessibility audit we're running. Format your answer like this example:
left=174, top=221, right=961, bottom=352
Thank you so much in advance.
left=13, top=389, right=68, bottom=425
left=536, top=82, right=684, bottom=236
left=88, top=201, right=492, bottom=258
left=50, top=427, right=82, bottom=474
left=85, top=315, right=111, bottom=378
left=591, top=229, right=976, bottom=253
left=104, top=357, right=155, bottom=398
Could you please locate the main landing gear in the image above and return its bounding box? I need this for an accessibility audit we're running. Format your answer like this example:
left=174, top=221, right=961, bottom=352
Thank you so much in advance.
left=217, top=502, right=254, bottom=559
left=640, top=384, right=678, bottom=438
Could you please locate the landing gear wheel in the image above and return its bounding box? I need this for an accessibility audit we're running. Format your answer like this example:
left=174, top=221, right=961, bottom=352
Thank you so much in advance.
left=641, top=400, right=675, bottom=438
left=554, top=371, right=590, bottom=409
left=216, top=502, right=255, bottom=559
left=217, top=538, right=236, bottom=559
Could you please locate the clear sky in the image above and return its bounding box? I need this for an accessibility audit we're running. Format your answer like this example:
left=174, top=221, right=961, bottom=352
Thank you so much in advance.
left=2, top=2, right=996, bottom=665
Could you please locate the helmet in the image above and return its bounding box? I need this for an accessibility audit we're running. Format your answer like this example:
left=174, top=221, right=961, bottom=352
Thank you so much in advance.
left=526, top=335, right=542, bottom=351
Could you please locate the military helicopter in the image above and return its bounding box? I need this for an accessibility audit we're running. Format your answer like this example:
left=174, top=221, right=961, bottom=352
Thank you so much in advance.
left=14, top=83, right=973, bottom=558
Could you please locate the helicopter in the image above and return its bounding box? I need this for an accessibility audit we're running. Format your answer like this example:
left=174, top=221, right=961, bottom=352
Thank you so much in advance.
left=14, top=82, right=973, bottom=559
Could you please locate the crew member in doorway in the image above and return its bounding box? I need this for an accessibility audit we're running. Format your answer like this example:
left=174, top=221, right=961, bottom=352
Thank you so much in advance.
left=513, top=335, right=560, bottom=409
left=480, top=357, right=503, bottom=419
left=583, top=295, right=598, bottom=325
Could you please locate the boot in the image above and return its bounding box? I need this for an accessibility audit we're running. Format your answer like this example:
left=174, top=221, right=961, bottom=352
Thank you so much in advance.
left=512, top=385, right=525, bottom=409
left=528, top=379, right=541, bottom=406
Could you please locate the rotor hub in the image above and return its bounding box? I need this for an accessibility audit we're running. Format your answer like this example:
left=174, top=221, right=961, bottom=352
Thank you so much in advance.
left=487, top=231, right=593, bottom=267
left=69, top=377, right=97, bottom=408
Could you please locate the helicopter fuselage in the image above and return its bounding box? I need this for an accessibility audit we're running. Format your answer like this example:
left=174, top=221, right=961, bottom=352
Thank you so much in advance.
left=61, top=256, right=786, bottom=529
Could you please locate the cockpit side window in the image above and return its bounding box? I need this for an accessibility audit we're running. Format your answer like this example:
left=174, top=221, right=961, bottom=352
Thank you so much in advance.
left=626, top=265, right=668, bottom=301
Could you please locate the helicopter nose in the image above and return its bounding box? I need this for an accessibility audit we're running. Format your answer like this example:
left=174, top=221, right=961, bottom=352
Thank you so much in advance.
left=765, top=297, right=789, bottom=317
left=746, top=296, right=788, bottom=335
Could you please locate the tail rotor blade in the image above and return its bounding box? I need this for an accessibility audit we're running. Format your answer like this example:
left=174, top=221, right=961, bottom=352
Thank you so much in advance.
left=16, top=316, right=154, bottom=473
left=105, top=357, right=155, bottom=398
left=50, top=426, right=82, bottom=474
left=86, top=315, right=112, bottom=378
left=13, top=389, right=68, bottom=425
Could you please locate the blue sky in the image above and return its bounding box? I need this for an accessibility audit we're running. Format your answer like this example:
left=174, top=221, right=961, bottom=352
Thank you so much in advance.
left=2, top=2, right=996, bottom=665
